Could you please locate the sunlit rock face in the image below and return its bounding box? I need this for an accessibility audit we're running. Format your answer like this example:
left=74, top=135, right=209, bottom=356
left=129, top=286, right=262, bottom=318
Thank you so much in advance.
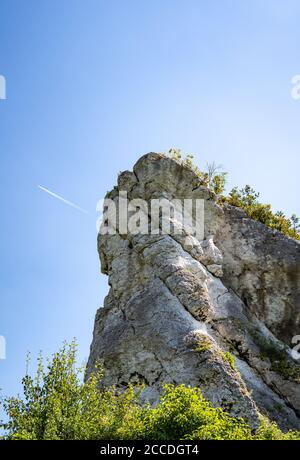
left=87, top=153, right=300, bottom=430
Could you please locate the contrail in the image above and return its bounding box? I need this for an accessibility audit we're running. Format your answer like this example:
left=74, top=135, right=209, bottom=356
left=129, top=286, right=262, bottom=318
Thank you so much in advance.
left=38, top=185, right=89, bottom=214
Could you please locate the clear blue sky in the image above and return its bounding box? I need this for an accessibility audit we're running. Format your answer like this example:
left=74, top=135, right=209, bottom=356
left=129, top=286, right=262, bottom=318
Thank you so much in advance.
left=0, top=0, right=300, bottom=397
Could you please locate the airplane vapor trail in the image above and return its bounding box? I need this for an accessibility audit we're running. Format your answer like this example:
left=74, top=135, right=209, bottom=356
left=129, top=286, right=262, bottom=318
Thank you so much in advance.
left=38, top=185, right=89, bottom=214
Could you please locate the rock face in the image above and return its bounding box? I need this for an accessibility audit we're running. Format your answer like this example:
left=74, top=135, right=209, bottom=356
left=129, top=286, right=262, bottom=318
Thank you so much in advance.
left=87, top=153, right=300, bottom=430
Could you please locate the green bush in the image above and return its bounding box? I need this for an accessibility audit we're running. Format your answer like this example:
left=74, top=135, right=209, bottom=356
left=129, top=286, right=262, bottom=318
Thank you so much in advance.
left=167, top=149, right=300, bottom=241
left=140, top=384, right=252, bottom=440
left=1, top=342, right=299, bottom=440
left=0, top=342, right=144, bottom=440
left=224, top=185, right=300, bottom=241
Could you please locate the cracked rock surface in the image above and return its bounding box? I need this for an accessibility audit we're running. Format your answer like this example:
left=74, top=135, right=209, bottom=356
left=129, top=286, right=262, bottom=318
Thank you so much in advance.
left=87, top=153, right=300, bottom=430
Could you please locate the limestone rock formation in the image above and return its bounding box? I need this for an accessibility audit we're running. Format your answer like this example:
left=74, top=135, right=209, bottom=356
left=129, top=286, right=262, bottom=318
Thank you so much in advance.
left=87, top=153, right=300, bottom=430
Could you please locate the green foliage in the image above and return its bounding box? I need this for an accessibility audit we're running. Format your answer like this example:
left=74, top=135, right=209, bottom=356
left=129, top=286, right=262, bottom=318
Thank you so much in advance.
left=193, top=338, right=237, bottom=372
left=194, top=342, right=211, bottom=353
left=193, top=335, right=213, bottom=353
left=210, top=172, right=227, bottom=195
left=1, top=342, right=299, bottom=440
left=167, top=149, right=227, bottom=195
left=167, top=149, right=300, bottom=241
left=225, top=185, right=300, bottom=241
left=140, top=384, right=251, bottom=440
left=0, top=341, right=143, bottom=440
left=220, top=351, right=236, bottom=371
left=255, top=417, right=300, bottom=440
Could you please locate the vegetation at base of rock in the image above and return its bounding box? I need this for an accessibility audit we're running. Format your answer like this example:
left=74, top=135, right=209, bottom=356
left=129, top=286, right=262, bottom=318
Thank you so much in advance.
left=1, top=342, right=299, bottom=440
left=167, top=148, right=300, bottom=241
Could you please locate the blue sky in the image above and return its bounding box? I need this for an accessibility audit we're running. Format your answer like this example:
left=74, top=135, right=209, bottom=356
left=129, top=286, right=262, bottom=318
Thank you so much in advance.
left=0, top=0, right=300, bottom=397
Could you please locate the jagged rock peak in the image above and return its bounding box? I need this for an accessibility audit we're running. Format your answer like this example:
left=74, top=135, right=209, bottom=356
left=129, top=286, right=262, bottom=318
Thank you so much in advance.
left=87, top=152, right=300, bottom=430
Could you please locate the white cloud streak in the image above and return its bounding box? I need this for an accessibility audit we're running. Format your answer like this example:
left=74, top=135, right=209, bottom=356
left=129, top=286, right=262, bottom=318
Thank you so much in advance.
left=38, top=185, right=89, bottom=214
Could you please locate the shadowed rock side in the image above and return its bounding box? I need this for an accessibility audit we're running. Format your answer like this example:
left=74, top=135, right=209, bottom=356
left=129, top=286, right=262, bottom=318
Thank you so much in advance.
left=87, top=153, right=300, bottom=430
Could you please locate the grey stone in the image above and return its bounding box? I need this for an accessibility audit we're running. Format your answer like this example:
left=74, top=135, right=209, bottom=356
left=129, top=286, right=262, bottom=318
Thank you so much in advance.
left=87, top=153, right=300, bottom=431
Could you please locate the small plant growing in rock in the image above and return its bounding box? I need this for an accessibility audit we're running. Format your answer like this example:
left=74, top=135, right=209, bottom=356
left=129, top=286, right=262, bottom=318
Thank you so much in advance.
left=194, top=336, right=213, bottom=353
left=250, top=333, right=300, bottom=383
left=167, top=149, right=227, bottom=195
left=220, top=351, right=236, bottom=371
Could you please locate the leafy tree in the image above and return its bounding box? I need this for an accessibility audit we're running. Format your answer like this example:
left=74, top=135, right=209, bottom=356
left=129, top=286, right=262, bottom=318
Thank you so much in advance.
left=1, top=342, right=299, bottom=440
left=0, top=341, right=143, bottom=440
